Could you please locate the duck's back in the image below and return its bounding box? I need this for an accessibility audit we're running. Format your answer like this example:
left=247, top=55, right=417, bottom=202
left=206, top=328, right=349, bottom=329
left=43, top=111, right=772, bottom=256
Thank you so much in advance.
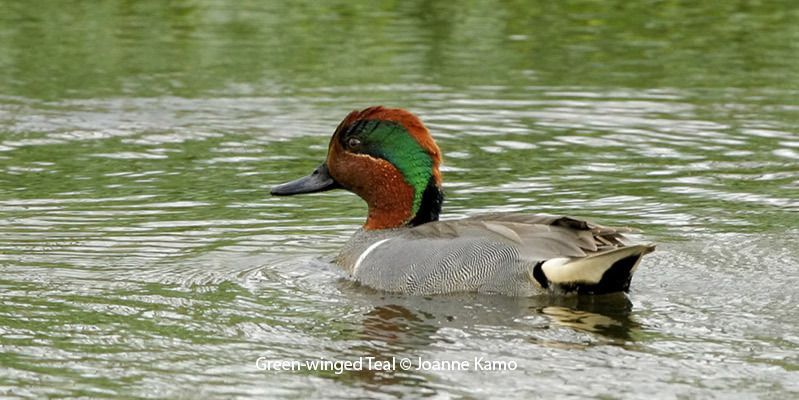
left=335, top=213, right=654, bottom=296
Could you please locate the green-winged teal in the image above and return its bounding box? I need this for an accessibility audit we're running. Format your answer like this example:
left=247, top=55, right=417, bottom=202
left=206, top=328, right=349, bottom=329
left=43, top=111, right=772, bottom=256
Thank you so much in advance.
left=272, top=106, right=655, bottom=296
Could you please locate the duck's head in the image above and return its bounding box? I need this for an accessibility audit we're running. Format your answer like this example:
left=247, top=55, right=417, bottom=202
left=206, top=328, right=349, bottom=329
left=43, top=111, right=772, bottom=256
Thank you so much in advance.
left=271, top=106, right=443, bottom=230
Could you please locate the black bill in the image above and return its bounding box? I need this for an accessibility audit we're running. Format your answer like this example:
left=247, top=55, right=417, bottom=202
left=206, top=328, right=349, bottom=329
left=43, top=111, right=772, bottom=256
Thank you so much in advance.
left=270, top=163, right=341, bottom=196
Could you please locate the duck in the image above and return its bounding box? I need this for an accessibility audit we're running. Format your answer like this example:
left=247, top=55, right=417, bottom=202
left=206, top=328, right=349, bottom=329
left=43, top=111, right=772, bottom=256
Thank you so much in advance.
left=271, top=106, right=655, bottom=296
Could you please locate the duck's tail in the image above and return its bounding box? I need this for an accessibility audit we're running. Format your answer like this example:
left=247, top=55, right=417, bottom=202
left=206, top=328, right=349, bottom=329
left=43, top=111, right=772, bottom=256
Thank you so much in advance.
left=531, top=244, right=656, bottom=295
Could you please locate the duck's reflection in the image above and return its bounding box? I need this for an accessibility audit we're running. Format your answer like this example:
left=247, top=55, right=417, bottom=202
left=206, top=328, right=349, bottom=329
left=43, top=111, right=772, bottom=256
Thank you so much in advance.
left=537, top=293, right=637, bottom=340
left=351, top=289, right=638, bottom=346
left=360, top=303, right=439, bottom=345
left=334, top=284, right=640, bottom=390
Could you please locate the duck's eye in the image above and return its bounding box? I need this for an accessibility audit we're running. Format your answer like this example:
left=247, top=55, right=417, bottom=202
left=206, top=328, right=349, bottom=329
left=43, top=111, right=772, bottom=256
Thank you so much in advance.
left=347, top=137, right=361, bottom=149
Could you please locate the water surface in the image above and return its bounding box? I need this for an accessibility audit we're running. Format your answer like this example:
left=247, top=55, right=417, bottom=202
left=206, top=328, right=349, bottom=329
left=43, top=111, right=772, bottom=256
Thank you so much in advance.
left=1, top=1, right=798, bottom=398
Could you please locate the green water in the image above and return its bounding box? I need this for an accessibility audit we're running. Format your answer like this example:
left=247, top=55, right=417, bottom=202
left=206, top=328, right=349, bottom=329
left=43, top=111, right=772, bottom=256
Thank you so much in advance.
left=1, top=1, right=798, bottom=398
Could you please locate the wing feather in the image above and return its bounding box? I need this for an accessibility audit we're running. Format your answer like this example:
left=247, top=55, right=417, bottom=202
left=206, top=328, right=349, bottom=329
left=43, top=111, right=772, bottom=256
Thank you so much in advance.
left=404, top=212, right=633, bottom=260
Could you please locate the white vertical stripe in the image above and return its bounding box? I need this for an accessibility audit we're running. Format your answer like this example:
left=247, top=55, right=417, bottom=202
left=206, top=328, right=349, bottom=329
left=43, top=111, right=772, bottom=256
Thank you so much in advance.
left=353, top=238, right=391, bottom=274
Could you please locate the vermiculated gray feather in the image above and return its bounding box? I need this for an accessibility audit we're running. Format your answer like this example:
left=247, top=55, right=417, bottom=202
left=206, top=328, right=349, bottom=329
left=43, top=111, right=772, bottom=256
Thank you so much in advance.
left=335, top=213, right=654, bottom=296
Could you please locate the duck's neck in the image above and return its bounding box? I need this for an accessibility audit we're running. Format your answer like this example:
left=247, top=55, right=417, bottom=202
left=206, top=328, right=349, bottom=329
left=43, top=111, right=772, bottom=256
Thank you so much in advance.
left=364, top=179, right=443, bottom=230
left=408, top=178, right=443, bottom=227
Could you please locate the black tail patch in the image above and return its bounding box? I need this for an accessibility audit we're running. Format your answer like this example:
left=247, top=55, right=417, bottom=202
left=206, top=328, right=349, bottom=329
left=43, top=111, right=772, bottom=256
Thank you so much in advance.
left=559, top=255, right=640, bottom=295
left=532, top=261, right=549, bottom=289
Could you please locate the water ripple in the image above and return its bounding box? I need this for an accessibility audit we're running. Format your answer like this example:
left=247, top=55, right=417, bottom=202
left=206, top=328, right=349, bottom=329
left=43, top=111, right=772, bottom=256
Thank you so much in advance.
left=1, top=86, right=798, bottom=398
